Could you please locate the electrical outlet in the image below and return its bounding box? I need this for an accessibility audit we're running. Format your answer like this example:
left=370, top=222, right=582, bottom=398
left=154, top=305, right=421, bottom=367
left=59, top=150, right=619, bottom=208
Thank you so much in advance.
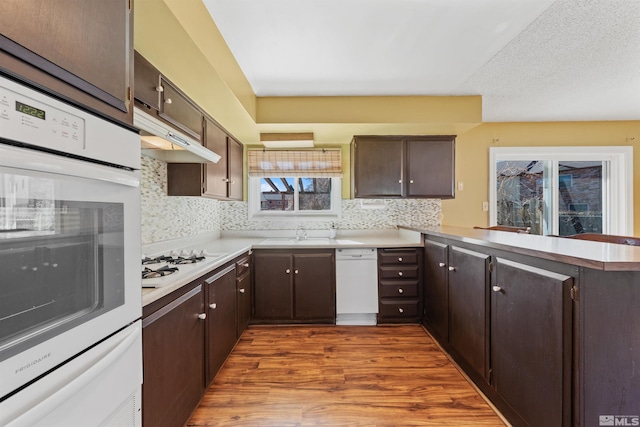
left=457, top=181, right=464, bottom=191
left=482, top=201, right=489, bottom=212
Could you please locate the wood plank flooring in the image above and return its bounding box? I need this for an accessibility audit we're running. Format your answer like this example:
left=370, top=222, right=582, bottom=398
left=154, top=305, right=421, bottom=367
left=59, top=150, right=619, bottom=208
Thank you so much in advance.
left=188, top=325, right=507, bottom=427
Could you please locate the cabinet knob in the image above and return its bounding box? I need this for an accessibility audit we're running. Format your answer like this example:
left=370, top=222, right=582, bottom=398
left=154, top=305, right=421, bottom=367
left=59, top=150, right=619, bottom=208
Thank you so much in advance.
left=398, top=179, right=402, bottom=184
left=410, top=180, right=414, bottom=184
left=438, top=262, right=446, bottom=267
left=243, top=263, right=249, bottom=268
left=398, top=271, right=403, bottom=277
left=239, top=288, right=245, bottom=294
left=294, top=269, right=299, bottom=274
left=448, top=266, right=456, bottom=271
left=398, top=308, right=404, bottom=314
left=222, top=178, right=230, bottom=182
left=398, top=288, right=404, bottom=294
left=398, top=257, right=403, bottom=262
left=165, top=98, right=172, bottom=104
left=209, top=303, right=217, bottom=310
left=198, top=313, right=207, bottom=320
left=285, top=269, right=291, bottom=274
left=155, top=85, right=164, bottom=92
left=492, top=286, right=502, bottom=293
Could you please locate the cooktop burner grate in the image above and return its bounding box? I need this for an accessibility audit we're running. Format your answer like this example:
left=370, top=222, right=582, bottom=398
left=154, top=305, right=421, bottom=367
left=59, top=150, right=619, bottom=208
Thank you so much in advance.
left=142, top=265, right=179, bottom=279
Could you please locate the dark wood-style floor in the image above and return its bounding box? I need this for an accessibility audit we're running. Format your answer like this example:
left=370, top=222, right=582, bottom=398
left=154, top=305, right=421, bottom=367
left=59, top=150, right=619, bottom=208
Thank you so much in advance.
left=188, top=325, right=507, bottom=426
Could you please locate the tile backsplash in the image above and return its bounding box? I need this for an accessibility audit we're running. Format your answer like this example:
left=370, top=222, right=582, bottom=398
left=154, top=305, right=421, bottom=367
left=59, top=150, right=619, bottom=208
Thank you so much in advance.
left=141, top=157, right=442, bottom=244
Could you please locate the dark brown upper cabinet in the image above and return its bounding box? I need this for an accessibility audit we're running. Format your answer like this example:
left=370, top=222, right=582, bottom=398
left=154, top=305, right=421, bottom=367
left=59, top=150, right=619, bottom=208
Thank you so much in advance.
left=0, top=0, right=134, bottom=125
left=351, top=136, right=455, bottom=199
left=133, top=51, right=161, bottom=111
left=158, top=77, right=203, bottom=142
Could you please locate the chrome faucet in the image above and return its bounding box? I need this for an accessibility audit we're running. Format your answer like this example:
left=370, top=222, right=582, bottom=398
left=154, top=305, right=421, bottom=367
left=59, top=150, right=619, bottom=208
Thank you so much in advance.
left=295, top=225, right=307, bottom=241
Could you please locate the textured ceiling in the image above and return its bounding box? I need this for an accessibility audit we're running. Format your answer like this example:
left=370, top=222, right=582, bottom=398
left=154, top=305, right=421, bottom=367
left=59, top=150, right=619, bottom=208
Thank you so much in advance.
left=202, top=0, right=640, bottom=122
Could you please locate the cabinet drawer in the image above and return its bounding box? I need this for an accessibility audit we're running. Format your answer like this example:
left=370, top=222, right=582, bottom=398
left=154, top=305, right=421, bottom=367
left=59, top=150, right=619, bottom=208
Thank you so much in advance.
left=379, top=265, right=419, bottom=280
left=379, top=251, right=419, bottom=266
left=236, top=256, right=251, bottom=277
left=379, top=299, right=420, bottom=318
left=379, top=281, right=419, bottom=298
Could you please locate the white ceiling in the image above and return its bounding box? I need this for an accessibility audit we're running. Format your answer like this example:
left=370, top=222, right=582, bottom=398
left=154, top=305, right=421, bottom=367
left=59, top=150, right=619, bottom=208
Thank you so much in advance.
left=203, top=0, right=640, bottom=123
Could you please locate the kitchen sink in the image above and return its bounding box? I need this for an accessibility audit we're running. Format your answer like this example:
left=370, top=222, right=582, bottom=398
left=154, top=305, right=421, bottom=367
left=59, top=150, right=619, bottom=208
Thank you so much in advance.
left=260, top=237, right=331, bottom=245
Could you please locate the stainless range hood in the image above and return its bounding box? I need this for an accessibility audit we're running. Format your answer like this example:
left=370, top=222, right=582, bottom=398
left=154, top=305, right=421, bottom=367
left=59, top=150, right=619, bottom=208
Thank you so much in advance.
left=133, top=107, right=221, bottom=163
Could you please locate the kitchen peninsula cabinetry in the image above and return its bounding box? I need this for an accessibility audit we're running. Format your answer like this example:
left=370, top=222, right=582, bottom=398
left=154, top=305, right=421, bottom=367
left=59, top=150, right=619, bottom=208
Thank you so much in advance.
left=253, top=250, right=335, bottom=323
left=142, top=284, right=205, bottom=427
left=0, top=0, right=133, bottom=124
left=351, top=136, right=455, bottom=199
left=377, top=248, right=423, bottom=323
left=423, top=232, right=576, bottom=427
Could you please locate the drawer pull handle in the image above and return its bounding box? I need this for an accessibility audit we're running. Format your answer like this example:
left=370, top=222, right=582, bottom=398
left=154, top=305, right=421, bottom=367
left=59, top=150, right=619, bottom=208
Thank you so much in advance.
left=398, top=271, right=403, bottom=277
left=243, top=263, right=249, bottom=268
left=239, top=288, right=245, bottom=294
left=398, top=288, right=404, bottom=294
left=209, top=303, right=217, bottom=310
left=448, top=266, right=456, bottom=271
left=398, top=257, right=403, bottom=262
left=438, top=262, right=446, bottom=267
left=492, top=286, right=502, bottom=293
left=198, top=313, right=207, bottom=320
left=286, top=269, right=291, bottom=274
left=398, top=308, right=404, bottom=314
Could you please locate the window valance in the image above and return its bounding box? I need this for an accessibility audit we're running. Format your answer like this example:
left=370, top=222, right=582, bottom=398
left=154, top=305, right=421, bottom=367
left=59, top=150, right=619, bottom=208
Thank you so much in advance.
left=247, top=149, right=342, bottom=177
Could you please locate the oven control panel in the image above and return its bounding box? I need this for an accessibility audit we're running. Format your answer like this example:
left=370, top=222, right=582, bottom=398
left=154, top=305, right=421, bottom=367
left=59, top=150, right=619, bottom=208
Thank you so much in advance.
left=0, top=84, right=86, bottom=151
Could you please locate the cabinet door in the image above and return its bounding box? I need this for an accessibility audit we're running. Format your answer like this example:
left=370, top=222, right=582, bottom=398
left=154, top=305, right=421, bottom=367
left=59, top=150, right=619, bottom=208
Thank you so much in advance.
left=159, top=77, right=203, bottom=141
left=293, top=252, right=335, bottom=321
left=206, top=266, right=238, bottom=384
left=406, top=138, right=455, bottom=198
left=0, top=0, right=133, bottom=122
left=253, top=252, right=293, bottom=320
left=423, top=239, right=449, bottom=340
left=448, top=246, right=489, bottom=380
left=142, top=285, right=205, bottom=427
left=133, top=51, right=160, bottom=110
left=203, top=117, right=228, bottom=198
left=352, top=137, right=403, bottom=198
left=492, top=258, right=572, bottom=427
left=228, top=138, right=244, bottom=201
left=236, top=271, right=251, bottom=337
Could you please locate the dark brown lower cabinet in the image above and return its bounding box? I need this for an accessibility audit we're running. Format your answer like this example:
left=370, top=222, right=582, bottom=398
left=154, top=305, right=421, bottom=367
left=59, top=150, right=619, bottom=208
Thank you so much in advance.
left=205, top=265, right=237, bottom=384
left=447, top=246, right=490, bottom=381
left=142, top=284, right=205, bottom=427
left=423, top=239, right=448, bottom=340
left=253, top=250, right=335, bottom=323
left=491, top=257, right=573, bottom=427
left=236, top=255, right=252, bottom=337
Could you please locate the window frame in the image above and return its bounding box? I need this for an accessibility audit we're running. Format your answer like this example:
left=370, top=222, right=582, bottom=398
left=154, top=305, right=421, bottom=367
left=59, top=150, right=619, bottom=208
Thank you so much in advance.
left=489, top=146, right=633, bottom=235
left=248, top=176, right=342, bottom=220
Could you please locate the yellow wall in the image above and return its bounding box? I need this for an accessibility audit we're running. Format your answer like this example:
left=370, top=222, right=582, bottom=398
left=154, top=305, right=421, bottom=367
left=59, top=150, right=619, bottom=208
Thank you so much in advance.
left=446, top=121, right=640, bottom=235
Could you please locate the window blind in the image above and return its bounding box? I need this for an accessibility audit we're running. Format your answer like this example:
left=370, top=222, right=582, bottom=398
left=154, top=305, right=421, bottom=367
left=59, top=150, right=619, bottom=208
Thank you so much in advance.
left=248, top=149, right=342, bottom=177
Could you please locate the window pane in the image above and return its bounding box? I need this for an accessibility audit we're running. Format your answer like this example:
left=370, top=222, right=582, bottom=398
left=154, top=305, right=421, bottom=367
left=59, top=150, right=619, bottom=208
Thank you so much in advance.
left=496, top=160, right=546, bottom=235
left=259, top=177, right=294, bottom=211
left=299, top=178, right=332, bottom=211
left=558, top=161, right=602, bottom=236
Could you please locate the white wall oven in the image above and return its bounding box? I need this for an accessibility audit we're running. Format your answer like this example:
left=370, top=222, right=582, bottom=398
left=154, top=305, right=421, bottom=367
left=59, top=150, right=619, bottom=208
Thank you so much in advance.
left=0, top=74, right=142, bottom=426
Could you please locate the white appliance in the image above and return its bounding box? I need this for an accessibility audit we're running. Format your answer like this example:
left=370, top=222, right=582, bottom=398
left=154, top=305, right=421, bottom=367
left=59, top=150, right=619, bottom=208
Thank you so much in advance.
left=134, top=107, right=221, bottom=163
left=335, top=248, right=379, bottom=325
left=0, top=74, right=142, bottom=426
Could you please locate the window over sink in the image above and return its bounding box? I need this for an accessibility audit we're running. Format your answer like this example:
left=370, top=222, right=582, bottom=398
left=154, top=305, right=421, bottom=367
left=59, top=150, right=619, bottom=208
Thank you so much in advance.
left=247, top=149, right=342, bottom=219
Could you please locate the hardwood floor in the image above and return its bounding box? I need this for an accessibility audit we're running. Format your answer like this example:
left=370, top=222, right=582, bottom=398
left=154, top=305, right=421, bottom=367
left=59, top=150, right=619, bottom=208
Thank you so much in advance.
left=188, top=325, right=507, bottom=427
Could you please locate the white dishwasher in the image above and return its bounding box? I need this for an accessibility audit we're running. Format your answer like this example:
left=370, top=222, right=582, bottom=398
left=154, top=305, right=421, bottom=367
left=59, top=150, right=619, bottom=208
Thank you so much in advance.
left=335, top=248, right=378, bottom=325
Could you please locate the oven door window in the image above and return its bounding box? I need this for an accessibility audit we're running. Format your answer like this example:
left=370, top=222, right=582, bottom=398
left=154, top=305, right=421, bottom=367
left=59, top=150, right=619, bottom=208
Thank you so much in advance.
left=0, top=171, right=125, bottom=361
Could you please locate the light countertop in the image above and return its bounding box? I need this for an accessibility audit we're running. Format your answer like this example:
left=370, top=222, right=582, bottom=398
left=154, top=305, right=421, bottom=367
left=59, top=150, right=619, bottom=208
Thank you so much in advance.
left=142, top=228, right=423, bottom=307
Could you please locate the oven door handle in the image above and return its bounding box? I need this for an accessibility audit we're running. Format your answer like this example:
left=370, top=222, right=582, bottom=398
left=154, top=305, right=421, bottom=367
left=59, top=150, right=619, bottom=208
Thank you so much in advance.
left=2, top=323, right=140, bottom=427
left=0, top=144, right=139, bottom=188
